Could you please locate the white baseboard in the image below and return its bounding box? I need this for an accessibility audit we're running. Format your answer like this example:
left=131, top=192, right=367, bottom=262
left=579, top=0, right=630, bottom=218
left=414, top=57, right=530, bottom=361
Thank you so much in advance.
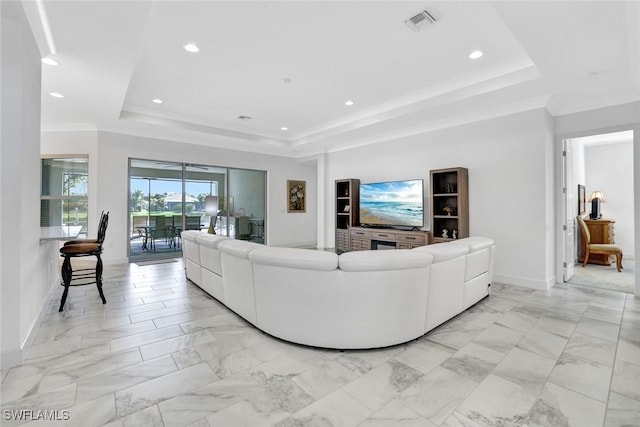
left=493, top=273, right=554, bottom=290
left=0, top=348, right=23, bottom=370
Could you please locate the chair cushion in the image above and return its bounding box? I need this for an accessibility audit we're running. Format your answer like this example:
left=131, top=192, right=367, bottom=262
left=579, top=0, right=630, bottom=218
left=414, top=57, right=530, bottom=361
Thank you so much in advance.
left=590, top=244, right=622, bottom=253
left=60, top=242, right=101, bottom=255
left=64, top=238, right=99, bottom=246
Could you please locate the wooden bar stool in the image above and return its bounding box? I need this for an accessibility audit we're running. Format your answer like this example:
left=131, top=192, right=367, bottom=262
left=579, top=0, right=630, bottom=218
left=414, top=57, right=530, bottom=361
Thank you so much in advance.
left=58, top=212, right=109, bottom=312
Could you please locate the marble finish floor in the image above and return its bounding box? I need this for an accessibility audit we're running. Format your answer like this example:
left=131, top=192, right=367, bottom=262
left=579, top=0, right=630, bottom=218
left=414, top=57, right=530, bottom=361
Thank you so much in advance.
left=2, top=259, right=639, bottom=427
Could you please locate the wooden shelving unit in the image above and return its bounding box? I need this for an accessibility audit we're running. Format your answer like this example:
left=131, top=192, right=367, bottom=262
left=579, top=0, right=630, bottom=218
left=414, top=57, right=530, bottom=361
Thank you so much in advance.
left=430, top=167, right=469, bottom=244
left=335, top=179, right=360, bottom=253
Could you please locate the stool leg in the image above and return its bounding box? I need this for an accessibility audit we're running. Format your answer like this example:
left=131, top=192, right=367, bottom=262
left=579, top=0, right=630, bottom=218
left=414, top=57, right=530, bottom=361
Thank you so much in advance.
left=95, top=254, right=106, bottom=304
left=59, top=255, right=72, bottom=312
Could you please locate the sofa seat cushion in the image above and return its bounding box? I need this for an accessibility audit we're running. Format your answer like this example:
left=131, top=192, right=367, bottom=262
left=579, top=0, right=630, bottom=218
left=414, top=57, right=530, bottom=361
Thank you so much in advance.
left=457, top=236, right=495, bottom=252
left=339, top=249, right=432, bottom=272
left=218, top=239, right=264, bottom=259
left=196, top=233, right=230, bottom=248
left=412, top=242, right=468, bottom=262
left=250, top=247, right=338, bottom=271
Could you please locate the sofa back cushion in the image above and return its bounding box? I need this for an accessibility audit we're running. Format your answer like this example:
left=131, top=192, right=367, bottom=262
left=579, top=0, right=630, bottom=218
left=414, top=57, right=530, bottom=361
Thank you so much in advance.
left=250, top=247, right=338, bottom=271
left=218, top=239, right=264, bottom=259
left=412, top=242, right=468, bottom=262
left=196, top=233, right=230, bottom=248
left=339, top=249, right=432, bottom=272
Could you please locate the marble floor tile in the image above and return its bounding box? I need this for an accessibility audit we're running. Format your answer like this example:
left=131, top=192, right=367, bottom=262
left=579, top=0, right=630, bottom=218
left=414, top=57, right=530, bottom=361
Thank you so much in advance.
left=34, top=348, right=143, bottom=394
left=616, top=336, right=640, bottom=366
left=358, top=399, right=437, bottom=427
left=75, top=354, right=177, bottom=403
left=525, top=382, right=605, bottom=427
left=516, top=327, right=568, bottom=360
left=343, top=359, right=423, bottom=412
left=604, top=391, right=640, bottom=427
left=495, top=310, right=537, bottom=333
left=103, top=405, right=164, bottom=427
left=455, top=374, right=538, bottom=427
left=105, top=301, right=166, bottom=319
left=610, top=359, right=640, bottom=400
left=158, top=373, right=264, bottom=427
left=0, top=383, right=77, bottom=413
left=292, top=358, right=360, bottom=400
left=114, top=362, right=217, bottom=417
left=471, top=324, right=525, bottom=354
left=139, top=329, right=216, bottom=361
left=583, top=302, right=624, bottom=325
left=393, top=341, right=454, bottom=376
left=206, top=399, right=289, bottom=427
left=129, top=304, right=191, bottom=323
left=619, top=318, right=640, bottom=342
left=574, top=316, right=621, bottom=342
left=80, top=320, right=158, bottom=347
left=533, top=314, right=577, bottom=338
left=399, top=366, right=478, bottom=425
left=2, top=344, right=110, bottom=384
left=275, top=389, right=372, bottom=427
left=109, top=325, right=184, bottom=354
left=440, top=342, right=504, bottom=383
left=425, top=320, right=485, bottom=350
left=548, top=353, right=613, bottom=402
left=206, top=340, right=284, bottom=379
left=492, top=347, right=556, bottom=394
left=563, top=332, right=617, bottom=366
left=152, top=307, right=221, bottom=329
left=24, top=335, right=83, bottom=362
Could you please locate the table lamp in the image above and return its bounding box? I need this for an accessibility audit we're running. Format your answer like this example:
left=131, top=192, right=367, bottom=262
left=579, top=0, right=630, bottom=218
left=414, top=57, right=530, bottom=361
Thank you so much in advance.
left=589, top=190, right=606, bottom=219
left=205, top=195, right=218, bottom=234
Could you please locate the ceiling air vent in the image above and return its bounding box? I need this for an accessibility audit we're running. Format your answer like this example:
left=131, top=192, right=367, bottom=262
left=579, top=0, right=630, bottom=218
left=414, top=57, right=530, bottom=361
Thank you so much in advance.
left=405, top=10, right=437, bottom=32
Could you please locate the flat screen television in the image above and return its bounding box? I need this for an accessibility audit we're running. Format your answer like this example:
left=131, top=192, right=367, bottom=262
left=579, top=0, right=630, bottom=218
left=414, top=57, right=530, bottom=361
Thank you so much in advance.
left=359, top=179, right=424, bottom=227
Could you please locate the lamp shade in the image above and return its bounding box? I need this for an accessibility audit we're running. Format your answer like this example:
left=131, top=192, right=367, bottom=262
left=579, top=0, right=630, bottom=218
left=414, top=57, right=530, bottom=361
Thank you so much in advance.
left=205, top=195, right=218, bottom=216
left=589, top=191, right=606, bottom=203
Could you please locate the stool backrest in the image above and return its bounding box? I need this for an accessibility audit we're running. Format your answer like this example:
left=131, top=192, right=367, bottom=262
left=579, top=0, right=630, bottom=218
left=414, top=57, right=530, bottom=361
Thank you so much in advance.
left=97, top=211, right=109, bottom=244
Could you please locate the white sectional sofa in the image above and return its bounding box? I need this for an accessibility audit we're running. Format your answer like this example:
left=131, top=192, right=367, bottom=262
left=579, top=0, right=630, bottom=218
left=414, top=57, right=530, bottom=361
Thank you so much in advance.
left=181, top=230, right=495, bottom=349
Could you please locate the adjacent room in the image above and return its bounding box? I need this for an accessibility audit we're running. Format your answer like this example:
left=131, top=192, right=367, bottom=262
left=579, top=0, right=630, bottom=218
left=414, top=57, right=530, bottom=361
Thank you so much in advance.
left=2, top=1, right=639, bottom=426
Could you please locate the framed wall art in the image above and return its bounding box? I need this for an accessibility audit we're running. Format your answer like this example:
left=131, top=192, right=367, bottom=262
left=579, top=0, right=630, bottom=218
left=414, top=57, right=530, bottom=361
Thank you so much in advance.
left=287, top=180, right=306, bottom=213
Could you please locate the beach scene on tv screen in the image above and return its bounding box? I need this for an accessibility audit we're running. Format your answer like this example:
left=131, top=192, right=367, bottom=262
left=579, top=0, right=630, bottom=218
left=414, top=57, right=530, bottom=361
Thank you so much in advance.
left=360, top=180, right=423, bottom=226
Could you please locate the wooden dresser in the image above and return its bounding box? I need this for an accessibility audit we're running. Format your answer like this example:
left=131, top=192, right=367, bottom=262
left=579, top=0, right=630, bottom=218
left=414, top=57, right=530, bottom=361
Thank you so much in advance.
left=579, top=218, right=616, bottom=266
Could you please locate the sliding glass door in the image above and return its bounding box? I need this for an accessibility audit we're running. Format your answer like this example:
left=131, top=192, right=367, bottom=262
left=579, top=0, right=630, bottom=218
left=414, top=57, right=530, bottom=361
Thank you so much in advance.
left=129, top=159, right=266, bottom=261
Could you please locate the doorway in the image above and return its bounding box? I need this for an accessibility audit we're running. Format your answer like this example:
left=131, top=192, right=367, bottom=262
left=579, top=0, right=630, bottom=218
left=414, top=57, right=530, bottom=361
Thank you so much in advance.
left=561, top=130, right=635, bottom=294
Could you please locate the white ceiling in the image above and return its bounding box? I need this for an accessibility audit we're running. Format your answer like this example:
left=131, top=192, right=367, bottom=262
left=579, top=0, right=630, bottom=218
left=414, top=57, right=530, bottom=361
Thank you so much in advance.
left=26, top=1, right=640, bottom=158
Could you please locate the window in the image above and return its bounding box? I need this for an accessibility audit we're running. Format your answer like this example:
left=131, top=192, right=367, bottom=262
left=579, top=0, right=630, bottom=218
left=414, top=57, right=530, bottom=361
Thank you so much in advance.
left=41, top=156, right=89, bottom=234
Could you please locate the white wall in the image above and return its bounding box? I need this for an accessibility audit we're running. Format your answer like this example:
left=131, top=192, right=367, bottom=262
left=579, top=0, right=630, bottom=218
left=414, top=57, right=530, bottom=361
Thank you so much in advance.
left=326, top=108, right=555, bottom=289
left=42, top=130, right=318, bottom=263
left=585, top=141, right=635, bottom=258
left=1, top=1, right=49, bottom=368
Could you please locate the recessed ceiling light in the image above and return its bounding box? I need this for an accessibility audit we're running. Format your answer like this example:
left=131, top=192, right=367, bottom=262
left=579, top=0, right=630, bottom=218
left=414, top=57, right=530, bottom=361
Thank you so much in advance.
left=42, top=57, right=58, bottom=66
left=469, top=50, right=483, bottom=59
left=344, top=100, right=354, bottom=106
left=49, top=92, right=64, bottom=98
left=281, top=127, right=288, bottom=131
left=282, top=78, right=292, bottom=84
left=238, top=115, right=252, bottom=120
left=152, top=98, right=163, bottom=104
left=183, top=43, right=200, bottom=53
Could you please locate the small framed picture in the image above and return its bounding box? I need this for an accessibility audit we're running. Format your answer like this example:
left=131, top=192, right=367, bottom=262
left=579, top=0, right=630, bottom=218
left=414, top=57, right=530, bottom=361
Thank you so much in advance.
left=343, top=205, right=350, bottom=213
left=578, top=184, right=586, bottom=215
left=287, top=180, right=306, bottom=213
